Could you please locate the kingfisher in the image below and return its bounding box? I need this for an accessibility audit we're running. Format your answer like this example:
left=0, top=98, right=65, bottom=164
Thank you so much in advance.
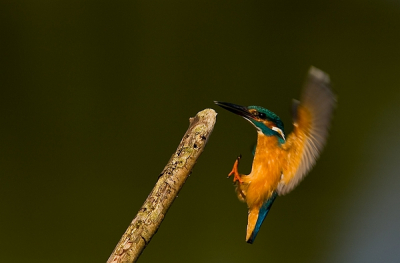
left=215, top=66, right=336, bottom=244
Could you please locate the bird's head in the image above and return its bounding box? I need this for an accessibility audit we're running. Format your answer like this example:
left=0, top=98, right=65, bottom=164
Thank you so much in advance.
left=215, top=101, right=285, bottom=143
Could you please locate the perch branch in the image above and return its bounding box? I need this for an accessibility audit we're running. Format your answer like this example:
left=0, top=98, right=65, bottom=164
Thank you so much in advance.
left=107, top=108, right=217, bottom=263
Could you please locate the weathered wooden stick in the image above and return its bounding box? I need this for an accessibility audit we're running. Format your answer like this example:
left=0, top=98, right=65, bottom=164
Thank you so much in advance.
left=107, top=109, right=217, bottom=263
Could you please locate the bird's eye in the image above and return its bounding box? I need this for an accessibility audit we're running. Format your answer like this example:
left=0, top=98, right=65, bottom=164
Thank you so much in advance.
left=258, top=112, right=266, bottom=119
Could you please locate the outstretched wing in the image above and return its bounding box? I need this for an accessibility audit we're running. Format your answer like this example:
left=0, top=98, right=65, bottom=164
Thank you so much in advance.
left=277, top=67, right=336, bottom=195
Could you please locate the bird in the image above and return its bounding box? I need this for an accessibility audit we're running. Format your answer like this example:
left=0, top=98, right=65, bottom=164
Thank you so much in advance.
left=214, top=66, right=336, bottom=244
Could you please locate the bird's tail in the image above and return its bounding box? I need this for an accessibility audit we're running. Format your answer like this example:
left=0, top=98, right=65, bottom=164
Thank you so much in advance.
left=246, top=192, right=278, bottom=244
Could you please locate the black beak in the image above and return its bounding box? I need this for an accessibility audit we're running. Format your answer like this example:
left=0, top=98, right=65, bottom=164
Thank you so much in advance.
left=214, top=101, right=255, bottom=120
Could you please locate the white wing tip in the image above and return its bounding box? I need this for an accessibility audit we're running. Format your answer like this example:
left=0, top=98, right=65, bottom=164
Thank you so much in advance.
left=309, top=66, right=330, bottom=83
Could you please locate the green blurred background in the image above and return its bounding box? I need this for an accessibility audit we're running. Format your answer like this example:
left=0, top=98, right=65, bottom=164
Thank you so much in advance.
left=1, top=1, right=400, bottom=262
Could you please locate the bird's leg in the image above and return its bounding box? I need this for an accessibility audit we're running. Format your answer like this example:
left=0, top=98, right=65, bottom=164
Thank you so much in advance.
left=228, top=155, right=243, bottom=183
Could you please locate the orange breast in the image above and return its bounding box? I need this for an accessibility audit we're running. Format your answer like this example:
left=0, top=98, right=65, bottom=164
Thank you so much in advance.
left=241, top=133, right=283, bottom=209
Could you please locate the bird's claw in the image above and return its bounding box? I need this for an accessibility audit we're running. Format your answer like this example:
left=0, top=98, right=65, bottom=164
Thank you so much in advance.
left=228, top=155, right=243, bottom=183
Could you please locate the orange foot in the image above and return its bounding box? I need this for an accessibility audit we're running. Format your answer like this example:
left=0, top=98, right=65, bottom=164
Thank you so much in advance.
left=228, top=155, right=243, bottom=183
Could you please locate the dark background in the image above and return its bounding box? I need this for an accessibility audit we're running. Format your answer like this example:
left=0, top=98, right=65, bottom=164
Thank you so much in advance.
left=1, top=1, right=400, bottom=262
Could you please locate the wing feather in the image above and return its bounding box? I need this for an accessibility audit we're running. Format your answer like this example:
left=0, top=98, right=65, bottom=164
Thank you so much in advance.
left=277, top=67, right=336, bottom=195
